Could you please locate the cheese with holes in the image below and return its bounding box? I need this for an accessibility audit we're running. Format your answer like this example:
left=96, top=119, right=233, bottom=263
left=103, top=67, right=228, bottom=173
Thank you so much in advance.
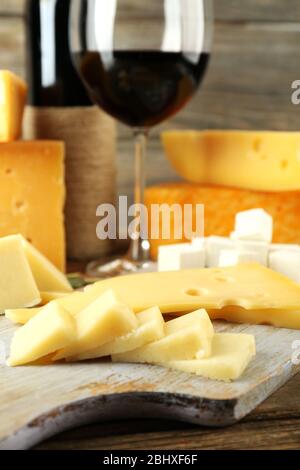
left=0, top=141, right=65, bottom=271
left=160, top=333, right=256, bottom=382
left=8, top=302, right=76, bottom=367
left=85, top=264, right=300, bottom=316
left=53, top=290, right=138, bottom=361
left=145, top=183, right=300, bottom=259
left=20, top=237, right=72, bottom=292
left=0, top=235, right=40, bottom=313
left=75, top=306, right=165, bottom=361
left=0, top=71, right=27, bottom=142
left=208, top=306, right=300, bottom=330
left=162, top=130, right=300, bottom=191
left=112, top=310, right=214, bottom=364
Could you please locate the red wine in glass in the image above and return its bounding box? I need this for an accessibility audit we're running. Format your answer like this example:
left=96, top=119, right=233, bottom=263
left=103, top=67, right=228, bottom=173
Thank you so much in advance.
left=70, top=0, right=213, bottom=277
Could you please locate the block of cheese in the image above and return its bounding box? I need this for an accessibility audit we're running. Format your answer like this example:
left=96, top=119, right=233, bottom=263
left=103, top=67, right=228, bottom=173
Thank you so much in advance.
left=160, top=333, right=256, bottom=382
left=8, top=302, right=76, bottom=367
left=54, top=290, right=138, bottom=361
left=158, top=243, right=205, bottom=272
left=112, top=310, right=214, bottom=364
left=0, top=71, right=27, bottom=142
left=0, top=141, right=66, bottom=271
left=75, top=306, right=165, bottom=361
left=162, top=130, right=300, bottom=191
left=20, top=237, right=72, bottom=292
left=208, top=306, right=300, bottom=330
left=145, top=183, right=300, bottom=259
left=86, top=263, right=300, bottom=315
left=0, top=235, right=40, bottom=313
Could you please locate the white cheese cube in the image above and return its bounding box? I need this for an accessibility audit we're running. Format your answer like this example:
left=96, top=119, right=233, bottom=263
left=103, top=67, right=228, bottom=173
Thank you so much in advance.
left=268, top=250, right=300, bottom=283
left=236, top=240, right=268, bottom=266
left=233, top=208, right=273, bottom=243
left=158, top=243, right=205, bottom=272
left=205, top=236, right=234, bottom=267
left=191, top=237, right=205, bottom=249
left=218, top=249, right=262, bottom=267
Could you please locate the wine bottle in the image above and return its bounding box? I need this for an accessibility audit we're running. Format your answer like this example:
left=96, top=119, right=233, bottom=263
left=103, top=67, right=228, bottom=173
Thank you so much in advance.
left=23, top=0, right=116, bottom=261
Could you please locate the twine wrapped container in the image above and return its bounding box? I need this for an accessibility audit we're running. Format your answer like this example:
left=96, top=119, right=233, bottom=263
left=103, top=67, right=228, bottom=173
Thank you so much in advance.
left=23, top=105, right=117, bottom=261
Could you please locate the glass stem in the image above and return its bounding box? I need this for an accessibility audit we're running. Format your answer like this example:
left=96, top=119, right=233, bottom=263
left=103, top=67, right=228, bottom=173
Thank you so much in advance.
left=127, top=129, right=151, bottom=263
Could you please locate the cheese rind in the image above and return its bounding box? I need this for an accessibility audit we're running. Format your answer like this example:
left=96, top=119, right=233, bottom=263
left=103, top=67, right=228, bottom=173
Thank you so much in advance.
left=162, top=130, right=300, bottom=191
left=8, top=302, right=76, bottom=367
left=53, top=290, right=138, bottom=360
left=0, top=141, right=66, bottom=270
left=20, top=237, right=72, bottom=292
left=85, top=264, right=300, bottom=314
left=0, top=70, right=27, bottom=142
left=160, top=333, right=256, bottom=382
left=74, top=306, right=165, bottom=360
left=112, top=310, right=214, bottom=364
left=0, top=235, right=40, bottom=313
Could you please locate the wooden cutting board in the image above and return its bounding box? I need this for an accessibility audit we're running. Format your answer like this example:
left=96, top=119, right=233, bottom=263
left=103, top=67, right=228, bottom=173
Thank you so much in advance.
left=0, top=316, right=300, bottom=450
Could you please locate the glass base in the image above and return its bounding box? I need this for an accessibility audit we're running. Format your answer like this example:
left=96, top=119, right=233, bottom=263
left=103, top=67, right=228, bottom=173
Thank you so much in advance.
left=86, top=256, right=157, bottom=279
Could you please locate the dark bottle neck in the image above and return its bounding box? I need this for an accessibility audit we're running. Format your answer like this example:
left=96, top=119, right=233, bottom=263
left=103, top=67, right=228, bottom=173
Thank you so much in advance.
left=25, top=0, right=91, bottom=107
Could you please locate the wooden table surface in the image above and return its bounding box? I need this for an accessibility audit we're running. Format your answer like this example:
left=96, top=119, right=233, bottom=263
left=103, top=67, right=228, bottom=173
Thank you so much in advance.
left=34, top=372, right=300, bottom=450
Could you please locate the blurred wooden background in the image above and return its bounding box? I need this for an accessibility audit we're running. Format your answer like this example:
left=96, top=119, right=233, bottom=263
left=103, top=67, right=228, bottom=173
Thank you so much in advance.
left=1, top=0, right=300, bottom=196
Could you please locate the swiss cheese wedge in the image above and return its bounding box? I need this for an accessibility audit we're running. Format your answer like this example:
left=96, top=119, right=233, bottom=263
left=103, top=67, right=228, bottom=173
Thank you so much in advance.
left=160, top=333, right=256, bottom=382
left=85, top=264, right=300, bottom=314
left=112, top=310, right=214, bottom=364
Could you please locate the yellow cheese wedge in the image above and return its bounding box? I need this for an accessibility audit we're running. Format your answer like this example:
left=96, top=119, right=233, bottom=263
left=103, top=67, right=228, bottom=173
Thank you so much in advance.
left=54, top=290, right=138, bottom=361
left=85, top=264, right=300, bottom=314
left=74, top=306, right=165, bottom=361
left=0, top=70, right=27, bottom=142
left=162, top=130, right=300, bottom=191
left=8, top=302, right=76, bottom=367
left=160, top=333, right=256, bottom=382
left=5, top=308, right=40, bottom=325
left=0, top=141, right=66, bottom=271
left=20, top=237, right=72, bottom=292
left=40, top=291, right=70, bottom=305
left=112, top=310, right=214, bottom=364
left=0, top=235, right=40, bottom=313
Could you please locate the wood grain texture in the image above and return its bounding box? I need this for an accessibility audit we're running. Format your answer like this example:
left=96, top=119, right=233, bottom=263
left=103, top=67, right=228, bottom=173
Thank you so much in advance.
left=1, top=315, right=300, bottom=450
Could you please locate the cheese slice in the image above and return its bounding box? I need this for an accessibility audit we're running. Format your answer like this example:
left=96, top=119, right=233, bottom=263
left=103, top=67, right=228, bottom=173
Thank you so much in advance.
left=0, top=235, right=40, bottom=313
left=5, top=308, right=40, bottom=325
left=145, top=183, right=300, bottom=259
left=160, top=333, right=256, bottom=382
left=8, top=302, right=76, bottom=367
left=53, top=290, right=138, bottom=361
left=40, top=291, right=70, bottom=305
left=20, top=237, right=72, bottom=292
left=74, top=306, right=165, bottom=361
left=85, top=264, right=300, bottom=314
left=162, top=130, right=300, bottom=191
left=0, top=70, right=27, bottom=142
left=112, top=310, right=214, bottom=364
left=0, top=141, right=66, bottom=270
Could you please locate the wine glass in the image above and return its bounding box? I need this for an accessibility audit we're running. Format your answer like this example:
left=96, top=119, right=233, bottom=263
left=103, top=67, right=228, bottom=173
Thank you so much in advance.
left=70, top=0, right=213, bottom=278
